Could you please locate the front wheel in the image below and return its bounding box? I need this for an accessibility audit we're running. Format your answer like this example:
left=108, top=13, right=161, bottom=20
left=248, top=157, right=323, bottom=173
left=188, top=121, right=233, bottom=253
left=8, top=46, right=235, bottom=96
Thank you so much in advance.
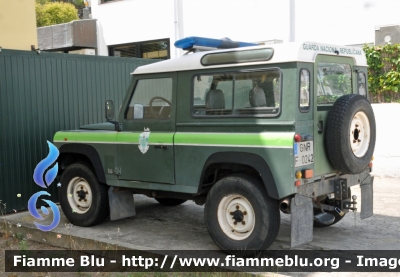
left=204, top=174, right=280, bottom=255
left=59, top=163, right=109, bottom=227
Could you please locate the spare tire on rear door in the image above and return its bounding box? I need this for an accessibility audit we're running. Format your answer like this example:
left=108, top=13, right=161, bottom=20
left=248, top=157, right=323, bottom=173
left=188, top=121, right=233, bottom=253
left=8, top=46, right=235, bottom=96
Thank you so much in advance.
left=325, top=94, right=376, bottom=174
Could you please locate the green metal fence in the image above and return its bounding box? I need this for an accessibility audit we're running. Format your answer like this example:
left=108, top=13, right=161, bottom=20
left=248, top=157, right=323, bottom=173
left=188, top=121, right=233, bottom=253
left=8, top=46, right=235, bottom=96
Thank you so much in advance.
left=0, top=49, right=156, bottom=213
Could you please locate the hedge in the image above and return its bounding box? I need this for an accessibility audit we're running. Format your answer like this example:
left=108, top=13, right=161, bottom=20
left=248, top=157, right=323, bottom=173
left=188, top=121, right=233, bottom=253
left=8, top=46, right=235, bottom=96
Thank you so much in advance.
left=363, top=44, right=400, bottom=103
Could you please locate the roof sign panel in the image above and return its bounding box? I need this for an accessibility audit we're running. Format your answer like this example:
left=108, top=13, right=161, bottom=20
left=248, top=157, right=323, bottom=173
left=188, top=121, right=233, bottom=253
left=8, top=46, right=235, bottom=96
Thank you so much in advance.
left=298, top=42, right=365, bottom=64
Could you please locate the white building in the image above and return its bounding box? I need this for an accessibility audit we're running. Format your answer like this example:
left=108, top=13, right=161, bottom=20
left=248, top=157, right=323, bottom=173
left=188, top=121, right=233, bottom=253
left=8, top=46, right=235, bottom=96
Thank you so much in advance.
left=90, top=0, right=290, bottom=59
left=90, top=0, right=400, bottom=60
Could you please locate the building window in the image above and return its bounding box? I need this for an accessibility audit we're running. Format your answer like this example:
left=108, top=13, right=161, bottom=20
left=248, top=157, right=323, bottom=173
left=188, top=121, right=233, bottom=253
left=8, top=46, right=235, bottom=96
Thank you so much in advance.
left=109, top=39, right=170, bottom=60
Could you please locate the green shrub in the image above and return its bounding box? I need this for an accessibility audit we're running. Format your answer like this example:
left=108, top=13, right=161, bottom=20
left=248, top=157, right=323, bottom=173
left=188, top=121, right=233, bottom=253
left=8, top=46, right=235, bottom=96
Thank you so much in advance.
left=36, top=2, right=79, bottom=27
left=363, top=44, right=400, bottom=102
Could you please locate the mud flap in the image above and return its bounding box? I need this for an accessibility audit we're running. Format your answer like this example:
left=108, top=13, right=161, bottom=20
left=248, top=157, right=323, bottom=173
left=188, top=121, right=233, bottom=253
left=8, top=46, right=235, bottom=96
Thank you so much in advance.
left=360, top=175, right=374, bottom=219
left=108, top=187, right=136, bottom=221
left=291, top=194, right=313, bottom=248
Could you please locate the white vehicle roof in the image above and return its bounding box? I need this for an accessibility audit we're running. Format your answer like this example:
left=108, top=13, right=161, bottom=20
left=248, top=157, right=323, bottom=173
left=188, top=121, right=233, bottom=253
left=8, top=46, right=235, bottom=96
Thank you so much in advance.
left=133, top=41, right=367, bottom=75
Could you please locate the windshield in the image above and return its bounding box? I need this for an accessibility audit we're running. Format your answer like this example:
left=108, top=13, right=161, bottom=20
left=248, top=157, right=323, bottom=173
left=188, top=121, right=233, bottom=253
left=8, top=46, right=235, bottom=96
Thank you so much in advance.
left=317, top=62, right=352, bottom=105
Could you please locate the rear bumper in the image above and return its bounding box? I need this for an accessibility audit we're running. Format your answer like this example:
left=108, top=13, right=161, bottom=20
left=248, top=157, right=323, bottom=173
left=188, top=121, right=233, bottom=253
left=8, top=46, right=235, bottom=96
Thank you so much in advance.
left=290, top=168, right=374, bottom=248
left=296, top=167, right=372, bottom=198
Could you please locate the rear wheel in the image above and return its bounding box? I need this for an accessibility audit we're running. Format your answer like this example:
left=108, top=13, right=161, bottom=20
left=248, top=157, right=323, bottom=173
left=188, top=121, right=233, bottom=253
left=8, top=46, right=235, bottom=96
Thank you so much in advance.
left=204, top=174, right=280, bottom=255
left=155, top=198, right=187, bottom=206
left=59, top=163, right=109, bottom=227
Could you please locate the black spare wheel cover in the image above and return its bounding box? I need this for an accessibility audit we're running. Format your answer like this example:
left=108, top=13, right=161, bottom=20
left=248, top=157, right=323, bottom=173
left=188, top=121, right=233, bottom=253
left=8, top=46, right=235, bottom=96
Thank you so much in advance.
left=325, top=94, right=376, bottom=174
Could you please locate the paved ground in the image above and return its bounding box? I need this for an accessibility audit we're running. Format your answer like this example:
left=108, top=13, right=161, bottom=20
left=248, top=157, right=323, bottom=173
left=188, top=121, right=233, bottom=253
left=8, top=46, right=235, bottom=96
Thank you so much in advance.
left=1, top=177, right=399, bottom=276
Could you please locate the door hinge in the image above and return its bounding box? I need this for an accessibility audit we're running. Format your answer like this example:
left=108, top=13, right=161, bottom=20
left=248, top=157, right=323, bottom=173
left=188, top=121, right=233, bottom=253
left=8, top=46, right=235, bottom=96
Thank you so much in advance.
left=114, top=167, right=121, bottom=175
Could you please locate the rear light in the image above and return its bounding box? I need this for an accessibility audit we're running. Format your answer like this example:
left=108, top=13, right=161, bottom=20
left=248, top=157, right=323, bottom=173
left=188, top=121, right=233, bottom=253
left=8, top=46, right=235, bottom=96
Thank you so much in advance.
left=369, top=157, right=373, bottom=168
left=294, top=180, right=301, bottom=187
left=295, top=171, right=302, bottom=179
left=294, top=133, right=302, bottom=142
left=304, top=169, right=313, bottom=179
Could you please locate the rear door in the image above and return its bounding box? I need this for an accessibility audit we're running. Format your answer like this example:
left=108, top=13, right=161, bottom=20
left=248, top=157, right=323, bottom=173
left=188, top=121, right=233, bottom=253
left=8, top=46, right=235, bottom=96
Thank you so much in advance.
left=313, top=55, right=354, bottom=176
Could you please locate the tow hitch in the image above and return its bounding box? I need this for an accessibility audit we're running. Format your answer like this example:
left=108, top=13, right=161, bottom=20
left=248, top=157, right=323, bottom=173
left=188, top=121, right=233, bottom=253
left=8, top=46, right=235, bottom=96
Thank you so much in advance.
left=343, top=195, right=358, bottom=212
left=334, top=179, right=359, bottom=213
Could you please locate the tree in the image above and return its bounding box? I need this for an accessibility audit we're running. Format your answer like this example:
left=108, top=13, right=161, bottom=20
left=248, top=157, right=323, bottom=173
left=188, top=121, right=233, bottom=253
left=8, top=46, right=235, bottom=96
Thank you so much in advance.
left=56, top=0, right=85, bottom=17
left=36, top=1, right=79, bottom=27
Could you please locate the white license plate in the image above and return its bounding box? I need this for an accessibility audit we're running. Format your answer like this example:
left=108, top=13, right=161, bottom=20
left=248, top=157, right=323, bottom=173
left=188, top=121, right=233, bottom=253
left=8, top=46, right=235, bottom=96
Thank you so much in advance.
left=294, top=141, right=314, bottom=167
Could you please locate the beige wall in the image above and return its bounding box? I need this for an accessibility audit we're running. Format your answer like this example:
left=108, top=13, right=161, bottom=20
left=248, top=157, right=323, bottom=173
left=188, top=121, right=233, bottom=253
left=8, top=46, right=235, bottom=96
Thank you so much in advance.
left=0, top=0, right=38, bottom=51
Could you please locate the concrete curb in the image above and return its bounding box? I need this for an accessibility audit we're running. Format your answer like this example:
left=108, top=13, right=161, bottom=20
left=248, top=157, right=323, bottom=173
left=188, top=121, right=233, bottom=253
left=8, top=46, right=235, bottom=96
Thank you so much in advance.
left=0, top=214, right=132, bottom=251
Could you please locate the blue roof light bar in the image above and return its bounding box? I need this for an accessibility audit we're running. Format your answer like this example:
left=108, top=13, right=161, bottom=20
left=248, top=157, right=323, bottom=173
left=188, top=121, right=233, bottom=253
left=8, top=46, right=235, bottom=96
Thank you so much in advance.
left=174, top=36, right=258, bottom=50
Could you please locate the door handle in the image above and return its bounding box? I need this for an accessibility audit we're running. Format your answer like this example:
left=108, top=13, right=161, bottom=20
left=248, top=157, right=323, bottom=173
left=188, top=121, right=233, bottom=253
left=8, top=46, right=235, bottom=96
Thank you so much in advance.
left=317, top=121, right=323, bottom=134
left=154, top=145, right=168, bottom=150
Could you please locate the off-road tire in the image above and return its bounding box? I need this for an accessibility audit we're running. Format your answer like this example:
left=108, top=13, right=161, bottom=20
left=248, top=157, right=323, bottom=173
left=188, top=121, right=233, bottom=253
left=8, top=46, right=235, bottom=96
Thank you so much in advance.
left=326, top=94, right=376, bottom=174
left=204, top=174, right=280, bottom=256
left=59, top=163, right=109, bottom=227
left=155, top=198, right=187, bottom=206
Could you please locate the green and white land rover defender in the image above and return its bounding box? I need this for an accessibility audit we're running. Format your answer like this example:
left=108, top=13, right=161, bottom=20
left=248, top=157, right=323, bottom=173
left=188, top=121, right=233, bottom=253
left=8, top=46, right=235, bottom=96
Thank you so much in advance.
left=54, top=38, right=376, bottom=253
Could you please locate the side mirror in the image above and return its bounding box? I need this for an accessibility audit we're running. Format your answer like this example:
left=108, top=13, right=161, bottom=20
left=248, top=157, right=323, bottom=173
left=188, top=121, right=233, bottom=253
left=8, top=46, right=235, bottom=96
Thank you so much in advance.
left=105, top=100, right=114, bottom=121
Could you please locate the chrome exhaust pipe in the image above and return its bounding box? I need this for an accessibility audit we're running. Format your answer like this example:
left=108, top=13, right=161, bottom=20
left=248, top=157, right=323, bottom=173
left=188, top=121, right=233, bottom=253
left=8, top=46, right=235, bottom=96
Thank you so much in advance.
left=279, top=197, right=292, bottom=214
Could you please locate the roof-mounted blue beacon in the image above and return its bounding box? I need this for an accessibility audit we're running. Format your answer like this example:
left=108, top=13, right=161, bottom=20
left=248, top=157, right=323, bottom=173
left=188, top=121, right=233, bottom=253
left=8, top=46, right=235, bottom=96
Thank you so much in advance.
left=174, top=36, right=258, bottom=52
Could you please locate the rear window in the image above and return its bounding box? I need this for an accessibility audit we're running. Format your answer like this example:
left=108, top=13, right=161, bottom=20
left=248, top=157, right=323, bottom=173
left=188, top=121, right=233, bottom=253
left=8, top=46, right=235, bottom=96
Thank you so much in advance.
left=317, top=62, right=352, bottom=105
left=192, top=69, right=281, bottom=117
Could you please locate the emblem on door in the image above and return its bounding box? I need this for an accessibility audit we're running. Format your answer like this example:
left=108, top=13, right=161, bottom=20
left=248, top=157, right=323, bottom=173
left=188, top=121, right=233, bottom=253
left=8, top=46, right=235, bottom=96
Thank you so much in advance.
left=138, top=128, right=150, bottom=154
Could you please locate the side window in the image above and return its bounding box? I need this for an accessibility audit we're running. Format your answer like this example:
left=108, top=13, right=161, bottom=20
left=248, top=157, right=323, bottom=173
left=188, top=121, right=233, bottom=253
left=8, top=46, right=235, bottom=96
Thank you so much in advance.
left=192, top=69, right=281, bottom=117
left=192, top=74, right=233, bottom=115
left=358, top=72, right=367, bottom=96
left=317, top=63, right=352, bottom=105
left=125, top=78, right=172, bottom=120
left=300, top=69, right=310, bottom=112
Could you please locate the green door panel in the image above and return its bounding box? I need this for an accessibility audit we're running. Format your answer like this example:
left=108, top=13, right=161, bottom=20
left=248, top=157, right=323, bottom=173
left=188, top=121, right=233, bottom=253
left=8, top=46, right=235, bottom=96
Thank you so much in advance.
left=116, top=132, right=175, bottom=183
left=313, top=55, right=355, bottom=176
